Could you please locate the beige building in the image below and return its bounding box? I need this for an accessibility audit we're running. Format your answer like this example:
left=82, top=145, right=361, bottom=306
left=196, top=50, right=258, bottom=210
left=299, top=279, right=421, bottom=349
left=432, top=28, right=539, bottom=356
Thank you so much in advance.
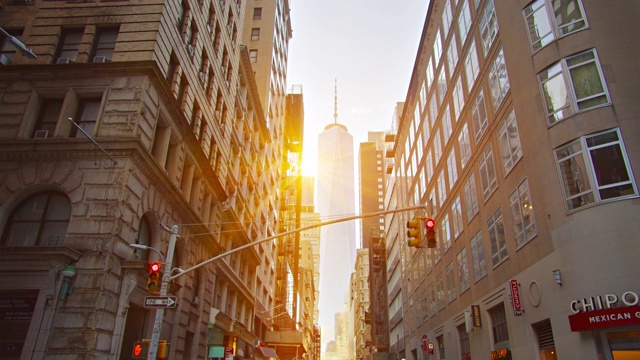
left=388, top=0, right=640, bottom=360
left=351, top=248, right=372, bottom=360
left=0, top=0, right=283, bottom=359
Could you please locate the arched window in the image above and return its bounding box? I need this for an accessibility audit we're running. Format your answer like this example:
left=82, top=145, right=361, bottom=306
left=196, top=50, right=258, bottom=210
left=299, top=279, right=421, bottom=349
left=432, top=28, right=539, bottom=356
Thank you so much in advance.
left=134, top=215, right=152, bottom=261
left=1, top=192, right=71, bottom=247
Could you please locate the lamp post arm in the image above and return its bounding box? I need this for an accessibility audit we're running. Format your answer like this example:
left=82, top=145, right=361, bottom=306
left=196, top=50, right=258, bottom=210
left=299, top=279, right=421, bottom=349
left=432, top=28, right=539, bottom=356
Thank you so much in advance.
left=168, top=204, right=426, bottom=281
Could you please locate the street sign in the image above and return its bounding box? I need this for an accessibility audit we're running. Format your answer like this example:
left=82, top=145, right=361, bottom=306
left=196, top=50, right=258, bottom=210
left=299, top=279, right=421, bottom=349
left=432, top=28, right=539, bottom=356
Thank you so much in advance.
left=145, top=296, right=177, bottom=308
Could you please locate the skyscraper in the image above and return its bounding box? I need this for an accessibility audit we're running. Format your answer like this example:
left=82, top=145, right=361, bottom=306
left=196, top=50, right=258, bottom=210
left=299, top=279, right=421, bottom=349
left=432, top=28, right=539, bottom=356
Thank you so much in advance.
left=316, top=93, right=356, bottom=350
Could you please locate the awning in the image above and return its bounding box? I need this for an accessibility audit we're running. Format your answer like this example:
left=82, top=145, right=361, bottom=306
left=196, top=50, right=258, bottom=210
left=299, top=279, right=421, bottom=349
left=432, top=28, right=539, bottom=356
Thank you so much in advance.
left=258, top=346, right=278, bottom=358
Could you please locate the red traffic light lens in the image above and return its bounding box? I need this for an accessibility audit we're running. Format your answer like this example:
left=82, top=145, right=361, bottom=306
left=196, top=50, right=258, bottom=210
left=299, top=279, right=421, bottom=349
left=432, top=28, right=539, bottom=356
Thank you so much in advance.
left=425, top=218, right=435, bottom=229
left=150, top=262, right=161, bottom=273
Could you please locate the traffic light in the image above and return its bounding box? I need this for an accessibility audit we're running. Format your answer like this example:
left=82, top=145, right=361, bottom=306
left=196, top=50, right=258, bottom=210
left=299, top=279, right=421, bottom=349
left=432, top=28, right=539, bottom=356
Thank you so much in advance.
left=407, top=217, right=424, bottom=248
left=147, top=262, right=162, bottom=294
left=425, top=218, right=437, bottom=248
left=132, top=340, right=149, bottom=358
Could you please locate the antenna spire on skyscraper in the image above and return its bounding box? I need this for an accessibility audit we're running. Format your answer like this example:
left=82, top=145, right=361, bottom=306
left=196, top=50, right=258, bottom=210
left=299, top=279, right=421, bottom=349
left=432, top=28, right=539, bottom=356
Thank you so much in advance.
left=333, top=78, right=338, bottom=124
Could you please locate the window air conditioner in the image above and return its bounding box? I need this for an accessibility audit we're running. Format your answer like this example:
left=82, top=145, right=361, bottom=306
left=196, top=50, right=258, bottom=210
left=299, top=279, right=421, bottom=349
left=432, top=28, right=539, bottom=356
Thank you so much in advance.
left=56, top=57, right=71, bottom=64
left=199, top=72, right=206, bottom=83
left=33, top=130, right=49, bottom=139
left=92, top=56, right=107, bottom=63
left=187, top=44, right=195, bottom=57
left=0, top=54, right=11, bottom=66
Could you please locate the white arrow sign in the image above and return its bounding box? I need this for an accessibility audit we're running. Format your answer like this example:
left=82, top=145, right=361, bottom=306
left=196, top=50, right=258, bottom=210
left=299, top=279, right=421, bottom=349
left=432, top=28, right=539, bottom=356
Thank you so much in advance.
left=145, top=296, right=177, bottom=308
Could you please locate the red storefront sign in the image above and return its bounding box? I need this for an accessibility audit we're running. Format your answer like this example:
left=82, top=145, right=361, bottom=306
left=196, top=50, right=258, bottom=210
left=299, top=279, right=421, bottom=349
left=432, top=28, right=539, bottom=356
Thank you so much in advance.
left=509, top=280, right=522, bottom=316
left=568, top=305, right=640, bottom=331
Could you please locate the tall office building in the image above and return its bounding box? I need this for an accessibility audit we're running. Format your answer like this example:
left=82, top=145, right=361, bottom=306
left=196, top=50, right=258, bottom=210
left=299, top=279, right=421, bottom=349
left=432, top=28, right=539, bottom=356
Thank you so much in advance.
left=316, top=109, right=356, bottom=349
left=0, top=0, right=283, bottom=358
left=387, top=1, right=640, bottom=360
left=359, top=131, right=386, bottom=249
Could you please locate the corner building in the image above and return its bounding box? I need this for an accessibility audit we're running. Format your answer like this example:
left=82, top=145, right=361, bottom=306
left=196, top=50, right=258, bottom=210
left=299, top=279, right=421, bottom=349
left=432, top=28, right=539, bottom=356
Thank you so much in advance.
left=0, top=0, right=283, bottom=359
left=391, top=1, right=640, bottom=360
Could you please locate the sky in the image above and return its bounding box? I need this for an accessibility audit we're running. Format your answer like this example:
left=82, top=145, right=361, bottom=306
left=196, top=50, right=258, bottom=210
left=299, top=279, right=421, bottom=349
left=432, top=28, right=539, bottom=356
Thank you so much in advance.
left=286, top=0, right=430, bottom=177
left=284, top=0, right=430, bottom=349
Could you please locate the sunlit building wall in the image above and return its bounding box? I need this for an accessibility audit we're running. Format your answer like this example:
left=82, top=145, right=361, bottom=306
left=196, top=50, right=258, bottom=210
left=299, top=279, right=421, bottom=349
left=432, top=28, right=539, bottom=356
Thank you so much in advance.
left=395, top=1, right=640, bottom=360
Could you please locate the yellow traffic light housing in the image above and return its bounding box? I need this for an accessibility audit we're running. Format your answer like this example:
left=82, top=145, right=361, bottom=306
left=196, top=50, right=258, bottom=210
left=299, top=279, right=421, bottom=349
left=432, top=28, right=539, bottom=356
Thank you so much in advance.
left=407, top=217, right=424, bottom=248
left=425, top=218, right=437, bottom=248
left=147, top=262, right=162, bottom=294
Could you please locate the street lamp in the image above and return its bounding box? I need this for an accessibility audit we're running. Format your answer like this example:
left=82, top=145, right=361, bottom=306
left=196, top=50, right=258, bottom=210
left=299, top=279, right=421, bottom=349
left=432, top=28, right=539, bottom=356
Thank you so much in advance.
left=129, top=243, right=165, bottom=263
left=0, top=27, right=37, bottom=59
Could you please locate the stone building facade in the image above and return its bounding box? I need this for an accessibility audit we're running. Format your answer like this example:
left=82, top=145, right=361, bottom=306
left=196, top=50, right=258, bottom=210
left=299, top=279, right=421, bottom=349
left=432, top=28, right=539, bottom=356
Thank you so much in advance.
left=0, top=0, right=282, bottom=358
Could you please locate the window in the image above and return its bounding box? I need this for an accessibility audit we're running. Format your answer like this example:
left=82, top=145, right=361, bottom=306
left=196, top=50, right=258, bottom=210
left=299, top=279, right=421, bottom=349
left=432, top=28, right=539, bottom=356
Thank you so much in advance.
left=489, top=303, right=510, bottom=347
left=0, top=28, right=23, bottom=64
left=442, top=213, right=451, bottom=251
left=426, top=58, right=435, bottom=89
left=510, top=178, right=537, bottom=248
left=471, top=89, right=488, bottom=142
left=457, top=247, right=470, bottom=293
left=437, top=335, right=446, bottom=360
left=447, top=150, right=458, bottom=190
left=134, top=216, right=152, bottom=261
left=1, top=192, right=71, bottom=247
left=437, top=68, right=447, bottom=106
left=428, top=282, right=436, bottom=316
left=458, top=0, right=472, bottom=46
left=458, top=324, right=471, bottom=359
left=72, top=98, right=101, bottom=137
left=438, top=171, right=447, bottom=206
left=436, top=273, right=445, bottom=309
left=446, top=261, right=456, bottom=302
left=464, top=174, right=479, bottom=222
left=459, top=122, right=472, bottom=169
left=554, top=128, right=638, bottom=211
left=524, top=0, right=588, bottom=51
left=470, top=230, right=487, bottom=281
left=532, top=319, right=557, bottom=360
left=92, top=28, right=118, bottom=62
left=538, top=49, right=610, bottom=125
left=464, top=40, right=480, bottom=91
left=488, top=47, right=510, bottom=111
left=497, top=109, right=523, bottom=174
left=442, top=104, right=453, bottom=144
left=479, top=0, right=498, bottom=56
left=249, top=49, right=258, bottom=63
left=487, top=207, right=508, bottom=266
left=429, top=94, right=438, bottom=128
left=434, top=129, right=442, bottom=165
left=33, top=99, right=63, bottom=138
left=433, top=30, right=443, bottom=66
left=452, top=196, right=464, bottom=239
left=253, top=7, right=262, bottom=20
left=452, top=77, right=465, bottom=121
left=251, top=28, right=260, bottom=41
left=56, top=30, right=83, bottom=63
left=442, top=0, right=454, bottom=38
left=447, top=33, right=459, bottom=74
left=479, top=145, right=498, bottom=201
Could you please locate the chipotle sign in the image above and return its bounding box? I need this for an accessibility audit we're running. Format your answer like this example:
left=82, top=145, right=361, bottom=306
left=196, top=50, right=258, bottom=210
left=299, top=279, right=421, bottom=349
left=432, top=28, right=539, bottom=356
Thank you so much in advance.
left=568, top=290, right=640, bottom=331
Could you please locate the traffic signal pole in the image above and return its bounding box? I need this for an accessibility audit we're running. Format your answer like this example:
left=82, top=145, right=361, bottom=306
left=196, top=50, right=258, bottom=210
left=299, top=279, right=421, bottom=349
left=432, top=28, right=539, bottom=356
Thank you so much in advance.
left=148, top=205, right=426, bottom=359
left=148, top=224, right=178, bottom=360
left=167, top=204, right=427, bottom=282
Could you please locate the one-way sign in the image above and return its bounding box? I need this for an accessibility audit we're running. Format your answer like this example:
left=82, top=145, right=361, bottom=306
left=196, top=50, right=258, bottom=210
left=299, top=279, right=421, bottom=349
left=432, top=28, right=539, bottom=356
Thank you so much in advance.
left=144, top=296, right=177, bottom=308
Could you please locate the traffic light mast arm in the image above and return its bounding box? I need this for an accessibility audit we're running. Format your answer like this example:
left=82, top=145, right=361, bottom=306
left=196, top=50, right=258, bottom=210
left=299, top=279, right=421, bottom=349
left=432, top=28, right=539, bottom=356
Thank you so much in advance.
left=168, top=204, right=427, bottom=281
